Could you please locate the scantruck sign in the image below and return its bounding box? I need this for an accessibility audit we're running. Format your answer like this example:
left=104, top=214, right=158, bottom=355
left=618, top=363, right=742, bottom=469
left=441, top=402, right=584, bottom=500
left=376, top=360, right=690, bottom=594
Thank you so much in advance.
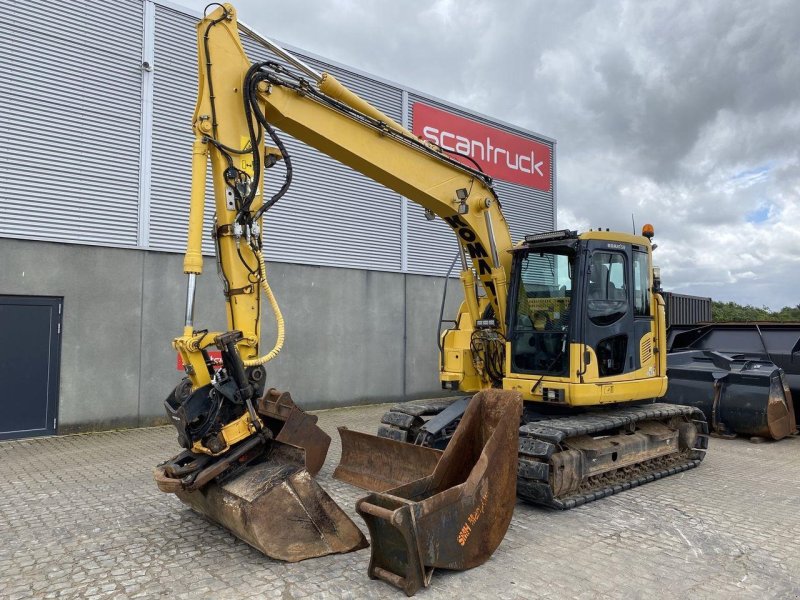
left=413, top=103, right=551, bottom=191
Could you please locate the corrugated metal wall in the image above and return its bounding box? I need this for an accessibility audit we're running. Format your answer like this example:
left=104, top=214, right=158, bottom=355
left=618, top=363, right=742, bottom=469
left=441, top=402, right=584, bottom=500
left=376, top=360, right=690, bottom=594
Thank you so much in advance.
left=2, top=0, right=556, bottom=279
left=148, top=5, right=404, bottom=270
left=0, top=0, right=144, bottom=247
left=149, top=6, right=215, bottom=254
left=238, top=40, right=404, bottom=271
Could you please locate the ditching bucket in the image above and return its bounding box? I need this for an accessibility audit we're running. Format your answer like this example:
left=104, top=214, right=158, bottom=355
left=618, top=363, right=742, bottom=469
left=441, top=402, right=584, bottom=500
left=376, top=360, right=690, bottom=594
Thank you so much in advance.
left=334, top=427, right=443, bottom=492
left=154, top=388, right=367, bottom=561
left=354, top=389, right=522, bottom=596
left=156, top=442, right=367, bottom=561
left=666, top=350, right=797, bottom=440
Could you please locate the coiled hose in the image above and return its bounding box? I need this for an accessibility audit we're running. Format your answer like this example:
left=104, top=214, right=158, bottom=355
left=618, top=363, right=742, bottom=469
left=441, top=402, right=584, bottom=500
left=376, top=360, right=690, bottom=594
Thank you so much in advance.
left=243, top=248, right=285, bottom=366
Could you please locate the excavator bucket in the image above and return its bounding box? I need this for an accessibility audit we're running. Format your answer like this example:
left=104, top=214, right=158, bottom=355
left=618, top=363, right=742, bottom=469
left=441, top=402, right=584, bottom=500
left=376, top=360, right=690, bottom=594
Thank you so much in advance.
left=354, top=389, right=522, bottom=596
left=334, top=427, right=443, bottom=492
left=154, top=388, right=367, bottom=561
left=257, top=388, right=330, bottom=475
left=666, top=350, right=796, bottom=440
left=667, top=323, right=800, bottom=439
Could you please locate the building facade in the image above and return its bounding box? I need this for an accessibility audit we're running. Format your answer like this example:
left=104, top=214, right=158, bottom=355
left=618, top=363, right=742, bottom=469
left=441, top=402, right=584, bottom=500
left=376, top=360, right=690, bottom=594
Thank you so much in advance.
left=0, top=0, right=556, bottom=438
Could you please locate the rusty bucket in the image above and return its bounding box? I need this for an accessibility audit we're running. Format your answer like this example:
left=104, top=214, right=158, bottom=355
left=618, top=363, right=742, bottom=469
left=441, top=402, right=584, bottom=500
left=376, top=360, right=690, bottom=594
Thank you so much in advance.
left=355, top=389, right=522, bottom=596
left=334, top=427, right=443, bottom=492
left=155, top=442, right=367, bottom=561
left=154, top=388, right=367, bottom=562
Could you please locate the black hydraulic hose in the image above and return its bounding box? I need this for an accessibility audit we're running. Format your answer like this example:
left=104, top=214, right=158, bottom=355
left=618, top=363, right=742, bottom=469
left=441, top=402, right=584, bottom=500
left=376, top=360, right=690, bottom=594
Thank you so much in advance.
left=438, top=146, right=485, bottom=173
left=239, top=63, right=267, bottom=217
left=254, top=119, right=292, bottom=219
left=202, top=4, right=231, bottom=140
left=238, top=65, right=293, bottom=221
left=247, top=76, right=292, bottom=218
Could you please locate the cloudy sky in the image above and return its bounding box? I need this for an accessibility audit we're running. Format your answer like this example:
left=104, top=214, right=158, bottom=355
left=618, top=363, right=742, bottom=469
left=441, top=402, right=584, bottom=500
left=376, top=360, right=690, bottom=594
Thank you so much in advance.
left=181, top=0, right=799, bottom=309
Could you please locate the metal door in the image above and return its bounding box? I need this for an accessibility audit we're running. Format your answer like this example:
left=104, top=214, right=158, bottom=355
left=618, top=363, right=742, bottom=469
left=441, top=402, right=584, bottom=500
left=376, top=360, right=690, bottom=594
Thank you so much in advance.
left=0, top=296, right=62, bottom=440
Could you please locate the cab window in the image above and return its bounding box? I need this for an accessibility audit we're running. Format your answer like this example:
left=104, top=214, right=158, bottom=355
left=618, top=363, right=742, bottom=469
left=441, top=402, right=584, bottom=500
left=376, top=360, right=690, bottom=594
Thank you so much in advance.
left=633, top=251, right=650, bottom=317
left=587, top=252, right=628, bottom=325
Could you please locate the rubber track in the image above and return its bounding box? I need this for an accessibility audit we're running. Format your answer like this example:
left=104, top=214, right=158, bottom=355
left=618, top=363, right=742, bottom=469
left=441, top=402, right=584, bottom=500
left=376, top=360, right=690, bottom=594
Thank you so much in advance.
left=518, top=403, right=709, bottom=510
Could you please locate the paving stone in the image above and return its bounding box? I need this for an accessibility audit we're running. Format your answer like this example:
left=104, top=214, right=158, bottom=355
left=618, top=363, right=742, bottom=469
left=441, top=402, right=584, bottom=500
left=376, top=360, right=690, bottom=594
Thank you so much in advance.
left=0, top=404, right=799, bottom=599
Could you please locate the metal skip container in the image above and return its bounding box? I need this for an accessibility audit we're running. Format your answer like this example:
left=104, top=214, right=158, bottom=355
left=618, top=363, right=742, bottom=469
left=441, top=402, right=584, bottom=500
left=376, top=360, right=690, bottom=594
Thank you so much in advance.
left=353, top=389, right=522, bottom=596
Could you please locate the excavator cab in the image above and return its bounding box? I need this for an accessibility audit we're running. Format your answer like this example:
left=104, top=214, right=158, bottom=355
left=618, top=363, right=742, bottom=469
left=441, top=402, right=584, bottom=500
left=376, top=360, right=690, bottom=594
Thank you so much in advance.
left=347, top=229, right=710, bottom=508
left=508, top=239, right=574, bottom=376
left=504, top=229, right=667, bottom=404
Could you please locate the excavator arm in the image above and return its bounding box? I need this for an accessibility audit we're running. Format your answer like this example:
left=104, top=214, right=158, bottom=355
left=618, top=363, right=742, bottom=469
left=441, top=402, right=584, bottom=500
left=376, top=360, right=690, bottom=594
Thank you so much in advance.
left=254, top=70, right=514, bottom=330
left=179, top=5, right=517, bottom=395
left=154, top=3, right=522, bottom=573
left=153, top=5, right=371, bottom=562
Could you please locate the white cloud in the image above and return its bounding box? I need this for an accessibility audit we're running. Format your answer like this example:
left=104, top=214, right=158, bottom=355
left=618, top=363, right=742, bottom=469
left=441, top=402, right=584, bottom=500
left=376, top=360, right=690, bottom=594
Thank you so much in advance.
left=179, top=0, right=800, bottom=309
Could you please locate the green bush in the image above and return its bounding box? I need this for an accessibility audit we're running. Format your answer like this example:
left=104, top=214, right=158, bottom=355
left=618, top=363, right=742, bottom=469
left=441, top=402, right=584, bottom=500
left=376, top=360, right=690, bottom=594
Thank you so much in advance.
left=712, top=301, right=800, bottom=323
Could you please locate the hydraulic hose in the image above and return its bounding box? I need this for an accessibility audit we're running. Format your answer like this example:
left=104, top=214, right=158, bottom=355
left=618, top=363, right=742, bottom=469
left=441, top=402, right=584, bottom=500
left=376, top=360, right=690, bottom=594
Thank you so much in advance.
left=243, top=248, right=285, bottom=366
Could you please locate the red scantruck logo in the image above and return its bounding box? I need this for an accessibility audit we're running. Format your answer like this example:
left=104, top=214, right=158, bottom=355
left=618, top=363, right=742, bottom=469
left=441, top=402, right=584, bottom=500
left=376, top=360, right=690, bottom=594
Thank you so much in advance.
left=412, top=102, right=552, bottom=191
left=176, top=350, right=223, bottom=371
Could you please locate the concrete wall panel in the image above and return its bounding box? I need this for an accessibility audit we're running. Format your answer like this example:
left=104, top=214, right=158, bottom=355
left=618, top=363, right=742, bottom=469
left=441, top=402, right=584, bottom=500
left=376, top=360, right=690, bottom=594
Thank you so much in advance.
left=259, top=264, right=406, bottom=410
left=404, top=274, right=462, bottom=398
left=1, top=239, right=460, bottom=431
left=0, top=239, right=143, bottom=431
left=137, top=251, right=228, bottom=424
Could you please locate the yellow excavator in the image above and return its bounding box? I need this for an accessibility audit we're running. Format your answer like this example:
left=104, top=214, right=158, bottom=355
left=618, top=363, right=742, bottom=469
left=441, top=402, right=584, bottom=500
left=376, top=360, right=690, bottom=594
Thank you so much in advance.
left=154, top=2, right=709, bottom=565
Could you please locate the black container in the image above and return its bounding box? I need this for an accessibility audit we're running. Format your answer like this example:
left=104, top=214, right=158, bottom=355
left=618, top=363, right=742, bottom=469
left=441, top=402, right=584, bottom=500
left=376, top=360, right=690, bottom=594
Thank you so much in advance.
left=662, top=292, right=712, bottom=328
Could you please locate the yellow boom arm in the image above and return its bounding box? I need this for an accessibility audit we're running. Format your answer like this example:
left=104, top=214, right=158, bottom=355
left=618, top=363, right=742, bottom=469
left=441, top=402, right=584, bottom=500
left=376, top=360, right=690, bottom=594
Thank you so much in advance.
left=178, top=4, right=515, bottom=393
left=174, top=6, right=285, bottom=393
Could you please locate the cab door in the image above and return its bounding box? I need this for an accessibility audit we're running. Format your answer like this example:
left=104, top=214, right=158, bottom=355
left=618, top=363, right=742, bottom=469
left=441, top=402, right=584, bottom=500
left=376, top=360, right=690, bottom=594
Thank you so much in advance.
left=631, top=246, right=657, bottom=375
left=582, top=241, right=637, bottom=378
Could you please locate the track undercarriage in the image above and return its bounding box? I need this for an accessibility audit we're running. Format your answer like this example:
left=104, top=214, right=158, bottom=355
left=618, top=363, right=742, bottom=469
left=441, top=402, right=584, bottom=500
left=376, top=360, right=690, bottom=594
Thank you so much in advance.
left=375, top=399, right=708, bottom=509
